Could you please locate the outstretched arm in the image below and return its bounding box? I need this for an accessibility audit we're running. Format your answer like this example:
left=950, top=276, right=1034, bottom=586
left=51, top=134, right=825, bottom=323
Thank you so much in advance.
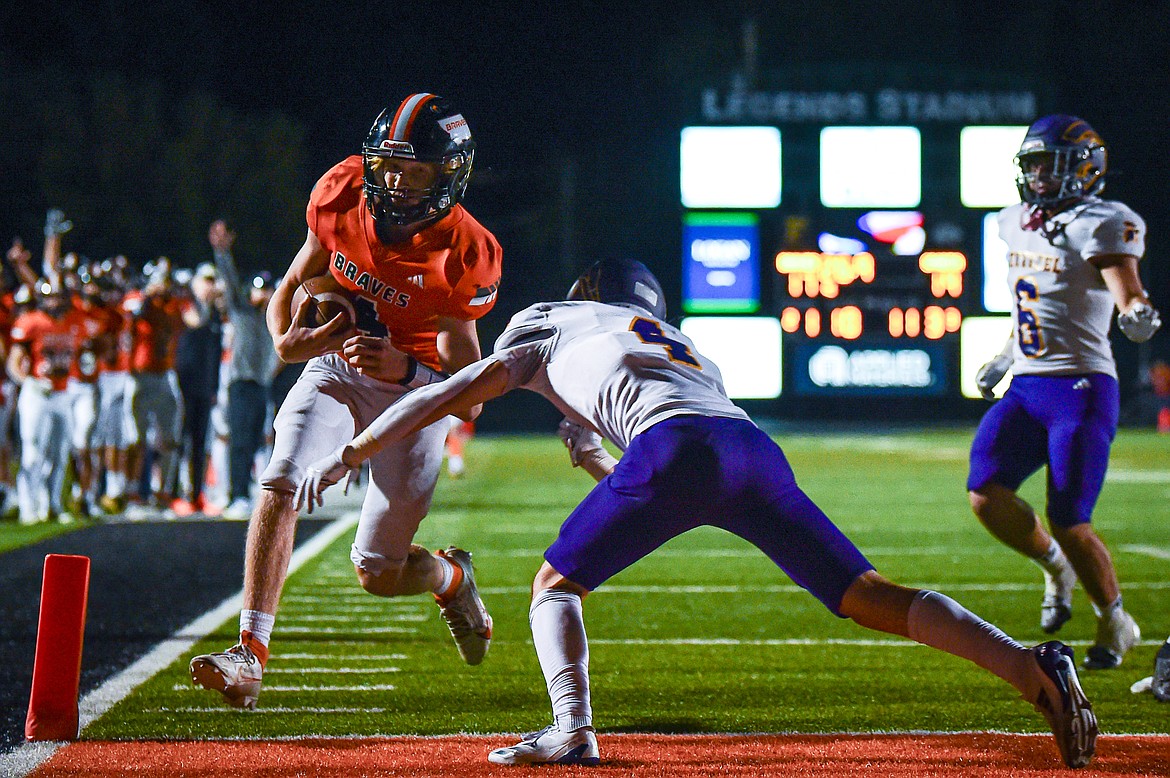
left=294, top=357, right=512, bottom=512
left=1094, top=253, right=1162, bottom=342
left=350, top=357, right=510, bottom=462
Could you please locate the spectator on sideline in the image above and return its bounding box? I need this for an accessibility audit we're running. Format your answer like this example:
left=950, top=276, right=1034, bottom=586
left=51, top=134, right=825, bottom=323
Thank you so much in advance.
left=208, top=220, right=279, bottom=520
left=173, top=262, right=226, bottom=515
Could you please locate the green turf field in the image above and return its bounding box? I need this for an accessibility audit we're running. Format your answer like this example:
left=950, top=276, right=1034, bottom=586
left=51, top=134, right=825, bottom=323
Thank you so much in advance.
left=87, top=428, right=1170, bottom=739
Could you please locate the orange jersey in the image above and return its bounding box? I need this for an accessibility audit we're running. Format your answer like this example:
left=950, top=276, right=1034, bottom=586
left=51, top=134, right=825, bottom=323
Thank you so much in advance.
left=0, top=292, right=15, bottom=352
left=11, top=307, right=105, bottom=391
left=307, top=155, right=502, bottom=371
left=72, top=298, right=122, bottom=381
left=122, top=290, right=191, bottom=373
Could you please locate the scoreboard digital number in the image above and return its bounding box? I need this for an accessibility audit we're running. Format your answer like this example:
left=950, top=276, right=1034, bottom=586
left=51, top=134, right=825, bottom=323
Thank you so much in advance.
left=774, top=249, right=966, bottom=341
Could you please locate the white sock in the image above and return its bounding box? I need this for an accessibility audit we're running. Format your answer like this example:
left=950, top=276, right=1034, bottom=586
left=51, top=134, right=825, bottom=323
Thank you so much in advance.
left=1091, top=595, right=1122, bottom=620
left=1032, top=539, right=1069, bottom=576
left=432, top=555, right=456, bottom=596
left=240, top=609, right=275, bottom=647
left=530, top=588, right=592, bottom=731
left=907, top=590, right=1037, bottom=699
left=107, top=470, right=125, bottom=498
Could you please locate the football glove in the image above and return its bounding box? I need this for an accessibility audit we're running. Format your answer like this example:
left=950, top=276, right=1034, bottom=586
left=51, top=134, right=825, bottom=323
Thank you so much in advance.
left=557, top=418, right=617, bottom=472
left=975, top=353, right=1013, bottom=401
left=293, top=445, right=358, bottom=514
left=1118, top=302, right=1162, bottom=343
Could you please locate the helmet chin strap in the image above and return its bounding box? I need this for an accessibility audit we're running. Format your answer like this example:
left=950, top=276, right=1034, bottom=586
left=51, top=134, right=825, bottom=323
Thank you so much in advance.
left=372, top=210, right=444, bottom=245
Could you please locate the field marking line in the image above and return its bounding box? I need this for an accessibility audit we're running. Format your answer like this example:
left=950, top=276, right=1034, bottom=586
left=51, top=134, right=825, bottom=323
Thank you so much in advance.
left=1120, top=544, right=1170, bottom=561
left=0, top=510, right=360, bottom=778
left=264, top=667, right=402, bottom=674
left=168, top=682, right=401, bottom=692
left=470, top=580, right=1170, bottom=595
left=582, top=637, right=1168, bottom=648
left=1107, top=469, right=1170, bottom=483
left=278, top=653, right=409, bottom=660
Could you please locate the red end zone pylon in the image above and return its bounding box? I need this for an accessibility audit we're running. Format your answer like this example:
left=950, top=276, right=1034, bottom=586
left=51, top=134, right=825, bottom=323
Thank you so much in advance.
left=25, top=553, right=91, bottom=741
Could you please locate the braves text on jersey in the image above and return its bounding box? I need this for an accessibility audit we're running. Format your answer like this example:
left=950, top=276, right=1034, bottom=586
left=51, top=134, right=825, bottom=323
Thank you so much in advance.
left=307, top=156, right=502, bottom=372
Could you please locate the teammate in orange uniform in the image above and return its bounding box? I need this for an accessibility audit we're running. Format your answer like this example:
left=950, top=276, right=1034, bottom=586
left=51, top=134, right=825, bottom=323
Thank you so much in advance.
left=0, top=247, right=19, bottom=516
left=7, top=282, right=104, bottom=523
left=190, top=92, right=502, bottom=709
left=122, top=258, right=201, bottom=511
left=92, top=262, right=135, bottom=513
left=67, top=267, right=120, bottom=517
left=444, top=416, right=474, bottom=477
left=0, top=297, right=14, bottom=515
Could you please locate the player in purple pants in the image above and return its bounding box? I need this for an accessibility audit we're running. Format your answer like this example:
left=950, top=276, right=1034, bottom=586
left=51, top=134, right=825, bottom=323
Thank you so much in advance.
left=297, top=259, right=1098, bottom=770
left=969, top=115, right=1160, bottom=671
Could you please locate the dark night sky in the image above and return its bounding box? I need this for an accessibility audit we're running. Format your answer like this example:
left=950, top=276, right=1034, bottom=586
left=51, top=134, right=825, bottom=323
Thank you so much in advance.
left=4, top=1, right=1167, bottom=272
left=2, top=1, right=1169, bottom=414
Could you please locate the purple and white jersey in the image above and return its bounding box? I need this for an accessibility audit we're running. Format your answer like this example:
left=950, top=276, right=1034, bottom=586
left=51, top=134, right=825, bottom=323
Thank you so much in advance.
left=491, top=301, right=750, bottom=451
left=997, top=197, right=1146, bottom=378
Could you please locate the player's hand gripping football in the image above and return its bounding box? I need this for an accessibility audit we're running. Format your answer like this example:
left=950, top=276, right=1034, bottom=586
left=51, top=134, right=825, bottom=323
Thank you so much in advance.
left=275, top=294, right=354, bottom=363
left=1118, top=302, right=1162, bottom=343
left=975, top=353, right=1013, bottom=401
left=294, top=445, right=359, bottom=514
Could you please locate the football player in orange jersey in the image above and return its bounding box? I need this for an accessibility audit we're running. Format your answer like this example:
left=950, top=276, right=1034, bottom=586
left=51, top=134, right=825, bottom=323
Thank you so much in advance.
left=69, top=265, right=121, bottom=517
left=92, top=257, right=136, bottom=514
left=122, top=258, right=203, bottom=513
left=191, top=93, right=503, bottom=709
left=7, top=281, right=101, bottom=523
left=0, top=240, right=27, bottom=515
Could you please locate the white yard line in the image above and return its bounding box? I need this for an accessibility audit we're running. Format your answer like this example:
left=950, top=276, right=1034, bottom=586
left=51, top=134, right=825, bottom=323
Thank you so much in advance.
left=0, top=510, right=360, bottom=778
left=280, top=613, right=427, bottom=623
left=584, top=637, right=1167, bottom=648
left=275, top=625, right=418, bottom=634
left=277, top=653, right=409, bottom=661
left=472, top=580, right=1170, bottom=595
left=1120, top=544, right=1170, bottom=561
left=153, top=706, right=390, bottom=715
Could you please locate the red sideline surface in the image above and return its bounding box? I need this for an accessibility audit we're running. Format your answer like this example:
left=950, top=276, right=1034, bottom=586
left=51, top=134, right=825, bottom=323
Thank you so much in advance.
left=25, top=554, right=91, bottom=742
left=28, top=733, right=1170, bottom=777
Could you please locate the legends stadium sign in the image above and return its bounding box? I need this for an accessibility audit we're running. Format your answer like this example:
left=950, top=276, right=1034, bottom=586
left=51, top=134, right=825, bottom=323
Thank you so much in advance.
left=701, top=87, right=1037, bottom=124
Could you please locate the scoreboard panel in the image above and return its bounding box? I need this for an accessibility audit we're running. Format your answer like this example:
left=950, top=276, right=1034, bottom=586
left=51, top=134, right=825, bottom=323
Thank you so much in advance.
left=679, top=78, right=1038, bottom=403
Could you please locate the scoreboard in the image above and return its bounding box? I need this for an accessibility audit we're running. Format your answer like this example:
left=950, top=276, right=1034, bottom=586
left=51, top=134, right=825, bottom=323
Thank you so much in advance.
left=679, top=77, right=1042, bottom=402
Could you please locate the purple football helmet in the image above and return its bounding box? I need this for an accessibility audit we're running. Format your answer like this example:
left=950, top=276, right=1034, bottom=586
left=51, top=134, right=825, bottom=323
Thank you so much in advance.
left=1015, top=114, right=1107, bottom=207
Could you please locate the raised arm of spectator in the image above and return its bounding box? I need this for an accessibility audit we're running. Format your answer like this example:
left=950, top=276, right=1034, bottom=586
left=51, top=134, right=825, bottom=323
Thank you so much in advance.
left=7, top=238, right=39, bottom=289
left=42, top=208, right=71, bottom=280
left=209, top=219, right=246, bottom=312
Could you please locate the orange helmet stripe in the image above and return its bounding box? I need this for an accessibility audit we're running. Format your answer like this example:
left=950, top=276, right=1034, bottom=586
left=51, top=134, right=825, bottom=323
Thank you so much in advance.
left=390, top=93, right=436, bottom=142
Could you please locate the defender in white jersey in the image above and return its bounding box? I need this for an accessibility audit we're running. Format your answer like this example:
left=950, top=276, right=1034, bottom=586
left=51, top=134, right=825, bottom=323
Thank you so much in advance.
left=296, top=259, right=1099, bottom=770
left=970, top=114, right=1160, bottom=671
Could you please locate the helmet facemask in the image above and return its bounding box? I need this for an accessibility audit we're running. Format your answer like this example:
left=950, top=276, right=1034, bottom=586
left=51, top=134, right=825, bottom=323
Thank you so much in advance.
left=361, top=149, right=473, bottom=226
left=361, top=93, right=476, bottom=229
left=1014, top=115, right=1107, bottom=209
